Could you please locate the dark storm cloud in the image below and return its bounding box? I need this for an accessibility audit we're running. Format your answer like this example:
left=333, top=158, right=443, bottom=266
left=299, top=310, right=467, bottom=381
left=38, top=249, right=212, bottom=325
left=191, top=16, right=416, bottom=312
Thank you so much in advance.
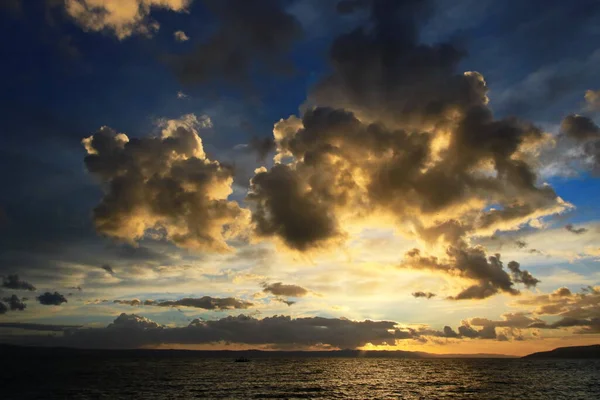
left=262, top=282, right=309, bottom=297
left=2, top=295, right=26, bottom=311
left=248, top=0, right=566, bottom=258
left=564, top=223, right=587, bottom=235
left=37, top=292, right=68, bottom=306
left=1, top=274, right=36, bottom=291
left=113, top=296, right=253, bottom=310
left=402, top=248, right=539, bottom=300
left=412, top=291, right=436, bottom=299
left=82, top=116, right=249, bottom=252
left=170, top=0, right=302, bottom=87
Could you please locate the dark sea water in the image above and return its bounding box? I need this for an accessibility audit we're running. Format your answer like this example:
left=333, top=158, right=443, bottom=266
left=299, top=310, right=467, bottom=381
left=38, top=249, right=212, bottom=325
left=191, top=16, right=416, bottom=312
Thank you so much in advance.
left=2, top=357, right=599, bottom=399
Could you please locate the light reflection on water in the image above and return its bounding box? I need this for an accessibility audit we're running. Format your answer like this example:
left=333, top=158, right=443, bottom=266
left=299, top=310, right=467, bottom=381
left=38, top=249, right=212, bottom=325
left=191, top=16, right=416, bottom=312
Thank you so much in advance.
left=3, top=358, right=599, bottom=399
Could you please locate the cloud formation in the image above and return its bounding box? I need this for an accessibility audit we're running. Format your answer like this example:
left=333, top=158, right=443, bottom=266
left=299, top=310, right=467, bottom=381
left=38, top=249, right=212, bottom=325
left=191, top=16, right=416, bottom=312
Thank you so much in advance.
left=173, top=30, right=189, bottom=42
left=37, top=292, right=68, bottom=306
left=101, top=264, right=116, bottom=275
left=412, top=291, right=436, bottom=299
left=262, top=282, right=309, bottom=297
left=565, top=223, right=588, bottom=235
left=556, top=114, right=600, bottom=175
left=2, top=295, right=26, bottom=311
left=1, top=274, right=36, bottom=291
left=402, top=247, right=539, bottom=300
left=170, top=0, right=302, bottom=86
left=114, top=296, right=253, bottom=310
left=247, top=0, right=569, bottom=256
left=517, top=286, right=600, bottom=333
left=82, top=114, right=249, bottom=252
left=53, top=313, right=437, bottom=349
left=64, top=0, right=191, bottom=39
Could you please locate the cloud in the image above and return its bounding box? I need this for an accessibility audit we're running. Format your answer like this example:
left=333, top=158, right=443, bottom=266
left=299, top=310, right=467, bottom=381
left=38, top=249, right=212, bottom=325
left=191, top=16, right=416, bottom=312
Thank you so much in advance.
left=1, top=274, right=36, bottom=291
left=101, top=264, right=116, bottom=275
left=514, top=240, right=527, bottom=249
left=82, top=114, right=249, bottom=252
left=0, top=302, right=6, bottom=315
left=173, top=30, right=189, bottom=42
left=37, top=292, right=68, bottom=306
left=9, top=310, right=529, bottom=349
left=248, top=0, right=569, bottom=257
left=248, top=163, right=341, bottom=251
left=585, top=89, right=600, bottom=111
left=557, top=114, right=600, bottom=175
left=273, top=298, right=296, bottom=306
left=64, top=0, right=191, bottom=39
left=170, top=0, right=302, bottom=87
left=561, top=114, right=600, bottom=141
left=516, top=286, right=600, bottom=333
left=2, top=295, right=26, bottom=311
left=507, top=261, right=540, bottom=288
left=113, top=296, right=253, bottom=310
left=565, top=223, right=587, bottom=235
left=401, top=247, right=539, bottom=300
left=412, top=291, right=436, bottom=299
left=154, top=296, right=253, bottom=310
left=35, top=313, right=432, bottom=349
left=113, top=299, right=144, bottom=306
left=262, top=282, right=309, bottom=297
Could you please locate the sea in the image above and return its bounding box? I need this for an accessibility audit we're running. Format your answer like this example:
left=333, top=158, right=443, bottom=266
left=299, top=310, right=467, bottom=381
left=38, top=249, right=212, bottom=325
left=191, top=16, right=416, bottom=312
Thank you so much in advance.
left=2, top=357, right=599, bottom=399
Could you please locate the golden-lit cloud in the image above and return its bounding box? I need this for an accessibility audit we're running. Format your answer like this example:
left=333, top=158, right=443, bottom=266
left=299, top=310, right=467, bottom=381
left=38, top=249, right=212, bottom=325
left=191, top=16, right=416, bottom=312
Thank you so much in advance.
left=82, top=114, right=250, bottom=252
left=65, top=0, right=191, bottom=39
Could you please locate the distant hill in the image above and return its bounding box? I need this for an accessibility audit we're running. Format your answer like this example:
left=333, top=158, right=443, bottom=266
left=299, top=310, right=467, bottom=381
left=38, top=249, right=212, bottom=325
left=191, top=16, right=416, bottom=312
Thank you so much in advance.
left=0, top=344, right=513, bottom=359
left=523, top=344, right=600, bottom=359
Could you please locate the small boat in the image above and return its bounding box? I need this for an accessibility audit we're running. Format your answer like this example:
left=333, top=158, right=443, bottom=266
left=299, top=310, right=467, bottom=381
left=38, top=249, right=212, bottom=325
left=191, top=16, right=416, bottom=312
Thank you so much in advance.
left=234, top=357, right=251, bottom=362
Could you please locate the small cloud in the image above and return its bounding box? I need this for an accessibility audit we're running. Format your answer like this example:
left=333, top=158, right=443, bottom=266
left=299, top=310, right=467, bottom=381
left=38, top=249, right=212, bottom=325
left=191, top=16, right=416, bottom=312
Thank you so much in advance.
left=565, top=224, right=587, bottom=235
left=262, top=282, right=309, bottom=297
left=514, top=240, right=527, bottom=249
left=2, top=295, right=26, bottom=311
left=37, top=292, right=68, bottom=306
left=101, top=264, right=116, bottom=276
left=1, top=274, right=36, bottom=291
left=274, top=298, right=296, bottom=306
left=174, top=30, right=189, bottom=42
left=585, top=89, right=600, bottom=111
left=412, top=291, right=436, bottom=299
left=177, top=91, right=189, bottom=99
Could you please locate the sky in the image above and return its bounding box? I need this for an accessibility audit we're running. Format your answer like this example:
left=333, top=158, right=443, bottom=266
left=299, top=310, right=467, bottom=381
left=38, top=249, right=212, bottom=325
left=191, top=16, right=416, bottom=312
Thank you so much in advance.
left=0, top=0, right=600, bottom=356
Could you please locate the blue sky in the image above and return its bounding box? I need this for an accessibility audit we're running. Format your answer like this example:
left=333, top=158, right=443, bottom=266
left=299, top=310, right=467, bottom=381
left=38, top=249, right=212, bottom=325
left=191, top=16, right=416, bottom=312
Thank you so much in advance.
left=0, top=0, right=599, bottom=355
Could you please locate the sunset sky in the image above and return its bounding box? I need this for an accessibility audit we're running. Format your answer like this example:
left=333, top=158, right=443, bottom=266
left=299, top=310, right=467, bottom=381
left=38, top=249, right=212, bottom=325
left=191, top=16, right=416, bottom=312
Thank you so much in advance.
left=1, top=0, right=600, bottom=356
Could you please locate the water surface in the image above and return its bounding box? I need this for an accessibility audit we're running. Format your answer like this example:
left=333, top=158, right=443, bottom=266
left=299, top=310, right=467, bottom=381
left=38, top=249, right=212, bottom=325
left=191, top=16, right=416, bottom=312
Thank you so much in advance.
left=2, top=357, right=599, bottom=399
